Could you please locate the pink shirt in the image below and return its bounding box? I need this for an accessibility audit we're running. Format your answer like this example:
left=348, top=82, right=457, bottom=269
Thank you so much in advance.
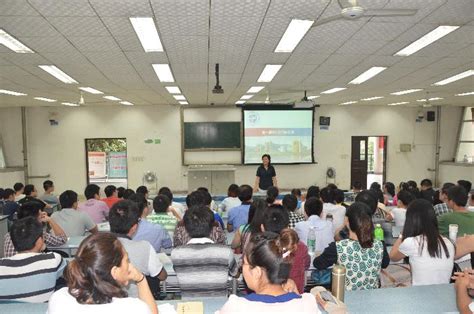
left=78, top=199, right=109, bottom=224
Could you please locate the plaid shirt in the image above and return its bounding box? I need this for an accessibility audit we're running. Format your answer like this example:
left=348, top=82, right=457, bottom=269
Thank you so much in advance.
left=288, top=211, right=305, bottom=229
left=3, top=231, right=67, bottom=258
left=173, top=221, right=227, bottom=247
left=434, top=203, right=452, bottom=217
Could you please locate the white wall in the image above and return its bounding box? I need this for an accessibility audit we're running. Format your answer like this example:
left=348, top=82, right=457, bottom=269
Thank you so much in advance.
left=0, top=104, right=468, bottom=194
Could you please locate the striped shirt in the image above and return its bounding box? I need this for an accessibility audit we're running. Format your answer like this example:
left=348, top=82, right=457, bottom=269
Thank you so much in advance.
left=147, top=213, right=178, bottom=233
left=0, top=252, right=66, bottom=303
left=171, top=238, right=237, bottom=298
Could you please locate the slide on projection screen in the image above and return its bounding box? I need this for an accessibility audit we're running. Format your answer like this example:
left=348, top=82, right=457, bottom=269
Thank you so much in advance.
left=243, top=108, right=314, bottom=164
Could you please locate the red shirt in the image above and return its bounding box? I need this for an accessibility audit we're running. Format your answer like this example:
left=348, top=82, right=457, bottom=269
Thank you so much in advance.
left=290, top=241, right=311, bottom=294
left=102, top=196, right=120, bottom=209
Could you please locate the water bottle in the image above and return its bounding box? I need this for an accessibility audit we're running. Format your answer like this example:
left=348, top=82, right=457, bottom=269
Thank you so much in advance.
left=332, top=264, right=346, bottom=301
left=307, top=226, right=316, bottom=253
left=374, top=223, right=384, bottom=241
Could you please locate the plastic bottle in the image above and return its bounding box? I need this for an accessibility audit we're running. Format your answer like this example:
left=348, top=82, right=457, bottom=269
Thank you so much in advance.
left=307, top=226, right=316, bottom=253
left=374, top=223, right=384, bottom=241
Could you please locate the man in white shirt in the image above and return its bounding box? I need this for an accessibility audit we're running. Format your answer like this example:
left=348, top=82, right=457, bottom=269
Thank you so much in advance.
left=159, top=186, right=186, bottom=217
left=320, top=187, right=346, bottom=231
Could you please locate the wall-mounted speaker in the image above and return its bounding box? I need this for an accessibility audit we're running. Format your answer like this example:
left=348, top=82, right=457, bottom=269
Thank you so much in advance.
left=427, top=111, right=435, bottom=122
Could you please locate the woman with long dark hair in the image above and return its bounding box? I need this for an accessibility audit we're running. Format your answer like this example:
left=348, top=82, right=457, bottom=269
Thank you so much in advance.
left=231, top=198, right=267, bottom=253
left=383, top=182, right=396, bottom=205
left=48, top=233, right=157, bottom=314
left=390, top=199, right=454, bottom=285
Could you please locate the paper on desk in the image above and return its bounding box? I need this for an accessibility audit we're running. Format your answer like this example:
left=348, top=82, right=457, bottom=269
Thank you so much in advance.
left=158, top=303, right=177, bottom=314
left=177, top=302, right=204, bottom=314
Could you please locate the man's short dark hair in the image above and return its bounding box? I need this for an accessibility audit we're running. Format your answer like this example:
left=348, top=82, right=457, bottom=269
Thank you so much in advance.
left=158, top=187, right=173, bottom=202
left=13, top=182, right=24, bottom=192
left=17, top=202, right=45, bottom=219
left=24, top=184, right=35, bottom=196
left=238, top=184, right=253, bottom=202
left=3, top=188, right=14, bottom=199
left=123, top=189, right=135, bottom=199
left=104, top=185, right=117, bottom=197
left=129, top=193, right=148, bottom=217
left=441, top=182, right=455, bottom=194
left=447, top=185, right=468, bottom=207
left=183, top=205, right=213, bottom=238
left=320, top=187, right=333, bottom=203
left=43, top=180, right=54, bottom=191
left=353, top=181, right=362, bottom=190
left=109, top=200, right=140, bottom=234
left=420, top=179, right=432, bottom=187
left=117, top=187, right=126, bottom=198
left=228, top=184, right=239, bottom=197
left=397, top=190, right=416, bottom=207
left=457, top=180, right=472, bottom=194
left=136, top=186, right=149, bottom=195
left=334, top=189, right=345, bottom=204
left=282, top=194, right=298, bottom=212
left=197, top=188, right=212, bottom=206
left=186, top=191, right=206, bottom=208
left=60, top=190, right=78, bottom=208
left=263, top=205, right=289, bottom=233
left=153, top=195, right=170, bottom=213
left=84, top=184, right=100, bottom=200
left=10, top=217, right=43, bottom=252
left=304, top=197, right=323, bottom=217
left=355, top=190, right=377, bottom=216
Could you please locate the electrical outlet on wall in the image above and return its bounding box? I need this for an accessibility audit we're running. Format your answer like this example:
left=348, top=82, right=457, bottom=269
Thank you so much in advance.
left=132, top=156, right=144, bottom=162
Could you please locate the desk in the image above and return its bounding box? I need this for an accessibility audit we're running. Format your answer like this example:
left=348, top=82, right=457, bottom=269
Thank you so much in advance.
left=51, top=236, right=85, bottom=256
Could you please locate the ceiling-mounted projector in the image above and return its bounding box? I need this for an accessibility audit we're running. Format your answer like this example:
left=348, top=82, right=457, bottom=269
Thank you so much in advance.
left=293, top=100, right=315, bottom=108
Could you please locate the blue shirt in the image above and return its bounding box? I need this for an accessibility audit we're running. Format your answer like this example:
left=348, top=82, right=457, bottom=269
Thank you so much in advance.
left=245, top=292, right=301, bottom=303
left=214, top=212, right=225, bottom=229
left=132, top=219, right=172, bottom=252
left=2, top=201, right=19, bottom=221
left=227, top=204, right=250, bottom=232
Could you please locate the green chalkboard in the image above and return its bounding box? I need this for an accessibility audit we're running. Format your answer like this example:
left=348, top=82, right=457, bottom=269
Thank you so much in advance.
left=184, top=122, right=241, bottom=149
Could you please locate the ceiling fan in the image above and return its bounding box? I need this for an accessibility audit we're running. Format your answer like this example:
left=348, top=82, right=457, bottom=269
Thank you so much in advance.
left=312, top=0, right=418, bottom=27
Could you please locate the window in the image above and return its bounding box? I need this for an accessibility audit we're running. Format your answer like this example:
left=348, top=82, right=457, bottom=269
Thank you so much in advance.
left=455, top=107, right=474, bottom=163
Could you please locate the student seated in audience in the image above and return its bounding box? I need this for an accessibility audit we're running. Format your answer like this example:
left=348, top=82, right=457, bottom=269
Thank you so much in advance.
left=199, top=188, right=225, bottom=228
left=407, top=180, right=421, bottom=198
left=174, top=191, right=226, bottom=246
left=419, top=179, right=436, bottom=203
left=109, top=200, right=167, bottom=297
left=130, top=193, right=172, bottom=252
left=219, top=184, right=241, bottom=213
left=297, top=185, right=320, bottom=216
left=320, top=187, right=346, bottom=231
left=390, top=199, right=454, bottom=285
left=171, top=204, right=238, bottom=298
left=452, top=269, right=474, bottom=314
left=295, top=197, right=334, bottom=251
left=48, top=232, right=158, bottom=314
left=457, top=180, right=472, bottom=198
left=438, top=186, right=474, bottom=237
left=136, top=185, right=149, bottom=199
left=284, top=194, right=305, bottom=229
left=352, top=181, right=362, bottom=194
left=2, top=188, right=19, bottom=221
left=334, top=188, right=350, bottom=209
left=0, top=217, right=66, bottom=302
left=18, top=184, right=53, bottom=213
left=227, top=184, right=253, bottom=232
left=102, top=185, right=120, bottom=209
left=123, top=188, right=136, bottom=199
left=39, top=180, right=59, bottom=207
left=4, top=202, right=67, bottom=257
left=291, top=188, right=302, bottom=210
left=314, top=202, right=389, bottom=290
left=147, top=194, right=180, bottom=233
left=217, top=231, right=320, bottom=314
left=386, top=190, right=416, bottom=227
left=52, top=190, right=97, bottom=237
left=78, top=184, right=109, bottom=224
left=369, top=182, right=389, bottom=220
left=262, top=206, right=309, bottom=294
left=231, top=198, right=267, bottom=253
left=434, top=182, right=455, bottom=216
left=159, top=186, right=186, bottom=217
left=13, top=182, right=25, bottom=202
left=266, top=186, right=281, bottom=206
left=197, top=186, right=219, bottom=213
left=117, top=186, right=126, bottom=199
left=383, top=182, right=396, bottom=205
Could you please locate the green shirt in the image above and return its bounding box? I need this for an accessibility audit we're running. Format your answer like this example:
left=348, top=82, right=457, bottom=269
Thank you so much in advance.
left=147, top=213, right=178, bottom=232
left=438, top=211, right=474, bottom=237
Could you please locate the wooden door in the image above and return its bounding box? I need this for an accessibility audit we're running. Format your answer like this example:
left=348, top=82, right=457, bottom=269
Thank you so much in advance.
left=351, top=136, right=368, bottom=189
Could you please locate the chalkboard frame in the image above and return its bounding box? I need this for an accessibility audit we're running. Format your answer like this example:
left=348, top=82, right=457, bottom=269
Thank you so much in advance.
left=182, top=121, right=242, bottom=151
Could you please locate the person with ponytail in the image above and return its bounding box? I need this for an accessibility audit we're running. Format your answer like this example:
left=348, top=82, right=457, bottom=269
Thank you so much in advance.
left=48, top=233, right=157, bottom=314
left=217, top=231, right=320, bottom=314
left=389, top=199, right=454, bottom=286
left=313, top=202, right=388, bottom=290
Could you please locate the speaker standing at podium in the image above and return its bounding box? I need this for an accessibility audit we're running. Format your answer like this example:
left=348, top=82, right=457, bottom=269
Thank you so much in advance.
left=254, top=154, right=278, bottom=193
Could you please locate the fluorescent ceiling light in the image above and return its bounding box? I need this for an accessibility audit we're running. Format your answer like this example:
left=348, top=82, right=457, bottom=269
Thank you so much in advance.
left=179, top=101, right=189, bottom=105
left=416, top=97, right=443, bottom=102
left=0, top=29, right=34, bottom=53
left=257, top=64, right=282, bottom=83
left=129, top=17, right=164, bottom=52
left=321, top=87, right=346, bottom=94
left=39, top=65, right=78, bottom=84
left=34, top=97, right=56, bottom=102
left=394, top=26, right=460, bottom=57
left=390, top=89, right=423, bottom=95
left=339, top=101, right=358, bottom=105
left=432, top=69, right=474, bottom=86
left=387, top=101, right=409, bottom=106
left=0, top=89, right=27, bottom=96
left=308, top=95, right=319, bottom=100
left=240, top=95, right=254, bottom=100
left=361, top=96, right=384, bottom=101
left=165, top=86, right=181, bottom=94
left=103, top=96, right=121, bottom=101
left=235, top=100, right=245, bottom=105
left=247, top=86, right=265, bottom=93
left=173, top=95, right=186, bottom=101
left=79, top=87, right=103, bottom=94
left=349, top=67, right=387, bottom=84
left=274, top=19, right=314, bottom=53
left=120, top=101, right=134, bottom=106
left=62, top=102, right=79, bottom=107
left=152, top=64, right=175, bottom=82
left=456, top=92, right=474, bottom=96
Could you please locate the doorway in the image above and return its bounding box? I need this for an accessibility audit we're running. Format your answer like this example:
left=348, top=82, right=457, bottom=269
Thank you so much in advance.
left=351, top=136, right=387, bottom=189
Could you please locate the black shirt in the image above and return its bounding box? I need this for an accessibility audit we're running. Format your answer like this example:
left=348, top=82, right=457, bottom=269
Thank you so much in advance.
left=256, top=165, right=276, bottom=190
